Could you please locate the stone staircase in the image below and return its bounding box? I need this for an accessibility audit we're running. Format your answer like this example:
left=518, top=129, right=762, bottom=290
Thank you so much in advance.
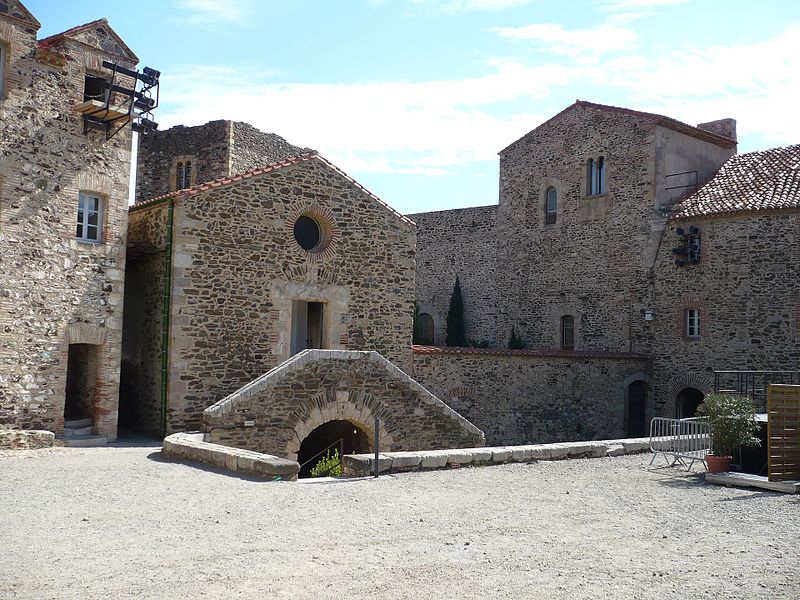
left=61, top=418, right=107, bottom=447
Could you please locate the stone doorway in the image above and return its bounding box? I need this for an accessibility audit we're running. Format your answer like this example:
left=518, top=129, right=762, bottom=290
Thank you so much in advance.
left=676, top=387, right=704, bottom=419
left=64, top=343, right=100, bottom=422
left=291, top=300, right=325, bottom=355
left=297, top=419, right=369, bottom=478
left=626, top=380, right=649, bottom=437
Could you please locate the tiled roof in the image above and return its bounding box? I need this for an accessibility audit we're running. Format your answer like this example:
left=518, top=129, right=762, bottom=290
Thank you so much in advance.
left=412, top=345, right=651, bottom=360
left=131, top=152, right=414, bottom=227
left=500, top=100, right=736, bottom=154
left=38, top=17, right=138, bottom=62
left=671, top=144, right=800, bottom=219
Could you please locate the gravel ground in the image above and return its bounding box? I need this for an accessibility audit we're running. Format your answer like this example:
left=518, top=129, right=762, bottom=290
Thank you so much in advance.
left=1, top=444, right=798, bottom=600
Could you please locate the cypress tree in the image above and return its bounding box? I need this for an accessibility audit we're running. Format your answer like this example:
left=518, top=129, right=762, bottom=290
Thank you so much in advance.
left=508, top=326, right=524, bottom=349
left=412, top=301, right=422, bottom=345
left=446, top=276, right=466, bottom=347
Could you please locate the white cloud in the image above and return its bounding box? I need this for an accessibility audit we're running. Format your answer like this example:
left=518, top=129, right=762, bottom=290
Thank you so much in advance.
left=490, top=22, right=638, bottom=56
left=598, top=0, right=691, bottom=10
left=386, top=0, right=537, bottom=13
left=174, top=0, right=251, bottom=27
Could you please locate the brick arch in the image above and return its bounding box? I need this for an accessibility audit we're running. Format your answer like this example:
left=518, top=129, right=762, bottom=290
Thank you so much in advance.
left=662, top=373, right=713, bottom=415
left=416, top=302, right=442, bottom=345
left=283, top=390, right=395, bottom=461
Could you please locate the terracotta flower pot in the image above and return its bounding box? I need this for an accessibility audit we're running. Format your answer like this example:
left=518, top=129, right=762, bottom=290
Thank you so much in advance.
left=706, top=454, right=732, bottom=473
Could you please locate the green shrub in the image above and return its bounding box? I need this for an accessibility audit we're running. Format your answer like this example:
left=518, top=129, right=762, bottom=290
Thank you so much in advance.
left=696, top=394, right=760, bottom=457
left=310, top=449, right=342, bottom=478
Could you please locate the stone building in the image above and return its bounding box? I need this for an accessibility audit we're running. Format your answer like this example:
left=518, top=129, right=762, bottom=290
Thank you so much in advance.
left=0, top=2, right=142, bottom=443
left=124, top=139, right=482, bottom=459
left=412, top=100, right=799, bottom=444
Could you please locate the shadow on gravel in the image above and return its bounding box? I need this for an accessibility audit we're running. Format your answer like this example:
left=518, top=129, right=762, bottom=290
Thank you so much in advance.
left=716, top=491, right=783, bottom=501
left=145, top=451, right=288, bottom=483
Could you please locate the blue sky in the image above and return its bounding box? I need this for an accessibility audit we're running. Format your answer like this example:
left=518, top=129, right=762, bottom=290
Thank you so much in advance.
left=27, top=0, right=800, bottom=214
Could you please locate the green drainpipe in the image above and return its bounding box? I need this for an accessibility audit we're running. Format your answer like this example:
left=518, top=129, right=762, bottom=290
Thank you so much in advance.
left=160, top=197, right=174, bottom=438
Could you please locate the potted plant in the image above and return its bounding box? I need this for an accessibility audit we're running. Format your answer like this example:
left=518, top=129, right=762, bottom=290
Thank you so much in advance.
left=696, top=393, right=760, bottom=473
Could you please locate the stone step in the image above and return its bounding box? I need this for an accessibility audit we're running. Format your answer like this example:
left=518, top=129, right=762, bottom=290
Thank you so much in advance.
left=64, top=418, right=91, bottom=429
left=62, top=435, right=107, bottom=447
left=63, top=426, right=94, bottom=437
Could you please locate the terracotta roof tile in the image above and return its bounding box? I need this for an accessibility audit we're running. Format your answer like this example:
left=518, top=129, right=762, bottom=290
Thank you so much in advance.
left=131, top=152, right=414, bottom=227
left=412, top=345, right=650, bottom=360
left=671, top=144, right=800, bottom=219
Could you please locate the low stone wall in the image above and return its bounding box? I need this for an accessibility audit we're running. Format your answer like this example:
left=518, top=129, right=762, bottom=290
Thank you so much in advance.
left=0, top=430, right=55, bottom=450
left=412, top=347, right=651, bottom=445
left=162, top=432, right=299, bottom=481
left=342, top=437, right=650, bottom=477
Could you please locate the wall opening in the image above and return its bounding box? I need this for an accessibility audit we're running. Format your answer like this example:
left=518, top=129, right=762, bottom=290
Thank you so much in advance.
left=291, top=300, right=325, bottom=355
left=676, top=387, right=704, bottom=419
left=83, top=74, right=108, bottom=102
left=64, top=343, right=100, bottom=423
left=297, top=419, right=369, bottom=478
left=626, top=380, right=649, bottom=437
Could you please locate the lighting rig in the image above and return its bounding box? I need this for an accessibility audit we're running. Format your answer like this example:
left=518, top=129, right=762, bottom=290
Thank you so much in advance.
left=74, top=61, right=161, bottom=140
left=671, top=225, right=701, bottom=267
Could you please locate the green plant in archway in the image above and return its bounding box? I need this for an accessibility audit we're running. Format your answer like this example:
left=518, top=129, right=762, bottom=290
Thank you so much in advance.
left=310, top=449, right=342, bottom=477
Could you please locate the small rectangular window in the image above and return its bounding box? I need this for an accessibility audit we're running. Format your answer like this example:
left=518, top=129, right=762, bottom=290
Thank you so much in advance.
left=685, top=308, right=700, bottom=337
left=84, top=74, right=108, bottom=103
left=561, top=315, right=575, bottom=350
left=77, top=192, right=103, bottom=242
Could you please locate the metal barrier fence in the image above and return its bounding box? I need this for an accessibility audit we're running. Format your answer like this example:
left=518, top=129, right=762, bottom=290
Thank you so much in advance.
left=649, top=417, right=710, bottom=471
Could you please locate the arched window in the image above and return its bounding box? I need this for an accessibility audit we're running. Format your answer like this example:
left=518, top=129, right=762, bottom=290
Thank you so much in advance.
left=544, top=187, right=557, bottom=225
left=176, top=162, right=185, bottom=190
left=596, top=156, right=605, bottom=194
left=560, top=315, right=575, bottom=350
left=587, top=158, right=595, bottom=195
left=418, top=313, right=435, bottom=345
left=184, top=160, right=192, bottom=188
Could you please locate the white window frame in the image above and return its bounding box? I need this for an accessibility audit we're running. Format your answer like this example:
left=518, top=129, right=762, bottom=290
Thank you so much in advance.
left=685, top=308, right=700, bottom=338
left=77, top=192, right=103, bottom=243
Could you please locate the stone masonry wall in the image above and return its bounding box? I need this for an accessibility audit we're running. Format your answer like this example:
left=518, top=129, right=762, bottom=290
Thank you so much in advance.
left=135, top=157, right=416, bottom=433
left=650, top=212, right=800, bottom=414
left=0, top=12, right=135, bottom=439
left=412, top=348, right=651, bottom=445
left=120, top=201, right=169, bottom=435
left=204, top=350, right=484, bottom=459
left=230, top=121, right=308, bottom=176
left=409, top=205, right=497, bottom=345
left=135, top=120, right=306, bottom=202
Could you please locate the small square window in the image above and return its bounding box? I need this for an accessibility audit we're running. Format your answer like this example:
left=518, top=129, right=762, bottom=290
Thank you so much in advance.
left=77, top=192, right=103, bottom=243
left=685, top=308, right=700, bottom=337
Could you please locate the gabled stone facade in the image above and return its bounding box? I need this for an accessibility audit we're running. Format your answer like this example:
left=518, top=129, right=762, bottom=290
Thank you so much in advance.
left=124, top=153, right=418, bottom=435
left=0, top=4, right=139, bottom=441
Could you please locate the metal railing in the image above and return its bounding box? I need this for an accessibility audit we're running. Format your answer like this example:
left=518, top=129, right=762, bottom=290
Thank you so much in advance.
left=714, top=371, right=800, bottom=412
left=649, top=417, right=710, bottom=471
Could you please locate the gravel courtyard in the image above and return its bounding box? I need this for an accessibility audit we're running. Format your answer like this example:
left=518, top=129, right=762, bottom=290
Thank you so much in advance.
left=1, top=444, right=798, bottom=600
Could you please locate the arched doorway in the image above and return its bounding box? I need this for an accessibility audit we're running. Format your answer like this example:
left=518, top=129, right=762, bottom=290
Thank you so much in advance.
left=297, top=420, right=369, bottom=478
left=676, top=387, right=704, bottom=418
left=626, top=380, right=649, bottom=437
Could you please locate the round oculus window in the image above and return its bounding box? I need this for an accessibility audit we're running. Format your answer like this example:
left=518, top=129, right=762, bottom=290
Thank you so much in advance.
left=293, top=215, right=322, bottom=251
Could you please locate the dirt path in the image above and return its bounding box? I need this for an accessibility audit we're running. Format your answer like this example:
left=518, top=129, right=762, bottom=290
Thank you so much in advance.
left=1, top=446, right=797, bottom=599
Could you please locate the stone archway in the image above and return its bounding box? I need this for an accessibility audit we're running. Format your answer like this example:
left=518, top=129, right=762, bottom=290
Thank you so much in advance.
left=283, top=391, right=395, bottom=461
left=676, top=388, right=705, bottom=419
left=662, top=373, right=712, bottom=418
left=622, top=372, right=653, bottom=438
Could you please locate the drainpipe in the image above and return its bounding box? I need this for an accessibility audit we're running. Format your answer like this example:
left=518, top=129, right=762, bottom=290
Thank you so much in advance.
left=160, top=197, right=174, bottom=438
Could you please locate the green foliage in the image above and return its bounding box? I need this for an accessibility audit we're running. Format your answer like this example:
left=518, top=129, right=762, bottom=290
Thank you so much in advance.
left=310, top=449, right=342, bottom=478
left=508, top=326, right=524, bottom=349
left=696, top=394, right=761, bottom=457
left=446, top=276, right=466, bottom=347
left=412, top=301, right=423, bottom=345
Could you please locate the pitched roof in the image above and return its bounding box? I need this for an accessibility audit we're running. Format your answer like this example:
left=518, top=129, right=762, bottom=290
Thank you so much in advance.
left=38, top=17, right=138, bottom=62
left=1, top=1, right=40, bottom=28
left=131, top=152, right=414, bottom=227
left=500, top=100, right=736, bottom=154
left=671, top=144, right=800, bottom=220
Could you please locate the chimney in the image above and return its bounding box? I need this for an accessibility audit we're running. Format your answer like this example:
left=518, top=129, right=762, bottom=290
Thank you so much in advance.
left=697, top=118, right=737, bottom=142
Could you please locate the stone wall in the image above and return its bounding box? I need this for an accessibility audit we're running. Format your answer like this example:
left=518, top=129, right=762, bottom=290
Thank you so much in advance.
left=204, top=350, right=484, bottom=459
left=120, top=201, right=169, bottom=435
left=409, top=205, right=497, bottom=345
left=135, top=120, right=306, bottom=202
left=0, top=10, right=135, bottom=439
left=650, top=212, right=800, bottom=414
left=126, top=155, right=417, bottom=433
left=412, top=347, right=651, bottom=446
